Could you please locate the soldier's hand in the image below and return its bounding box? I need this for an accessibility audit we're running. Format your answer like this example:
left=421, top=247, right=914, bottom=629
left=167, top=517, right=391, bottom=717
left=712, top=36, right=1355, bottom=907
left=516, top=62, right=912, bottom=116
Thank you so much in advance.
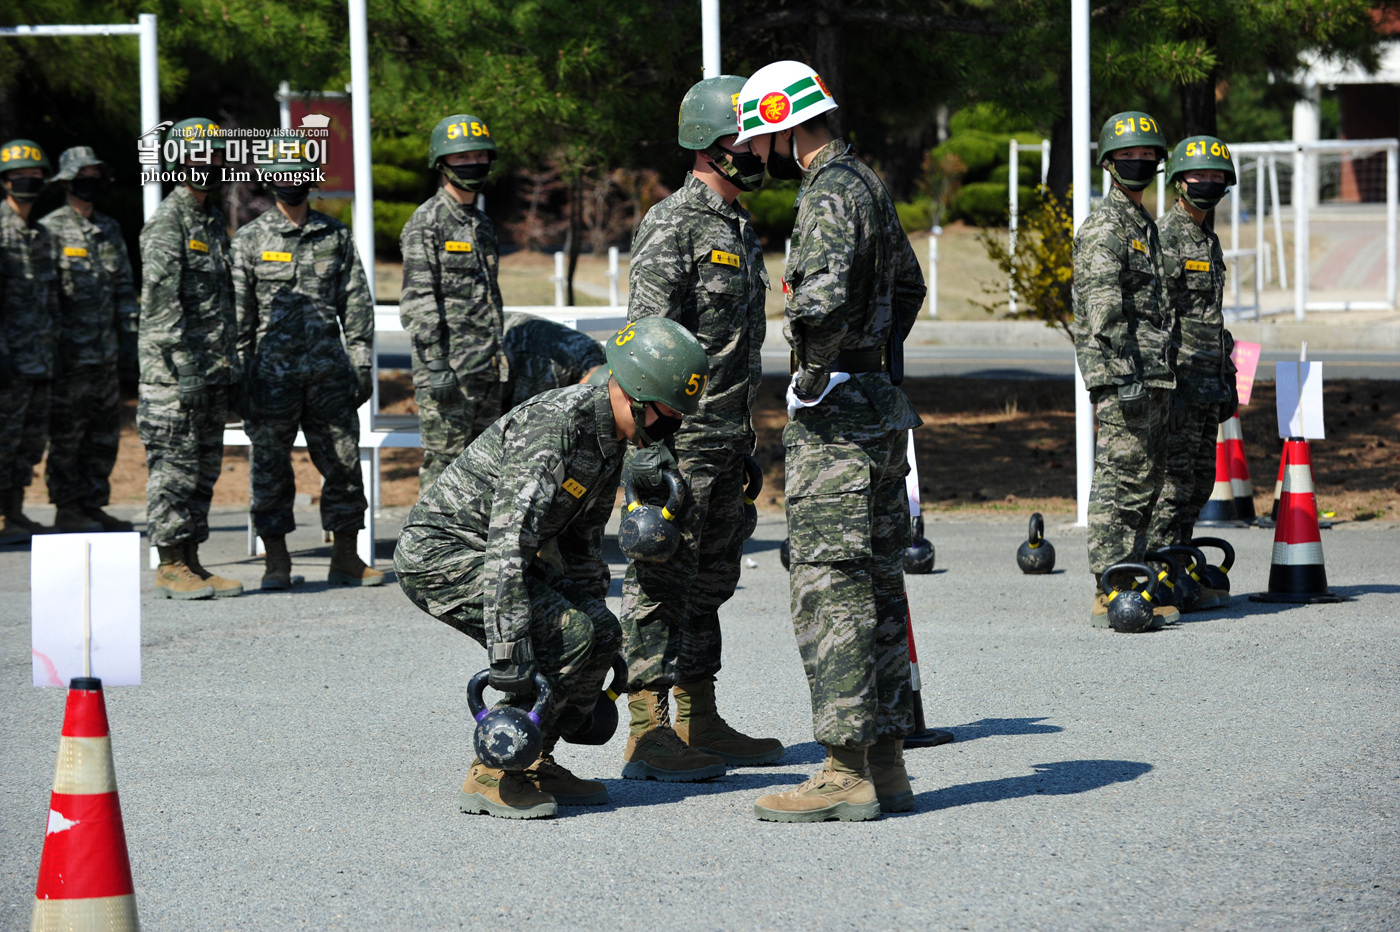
left=489, top=659, right=541, bottom=695
left=425, top=358, right=458, bottom=405
left=176, top=365, right=209, bottom=413
left=1167, top=392, right=1187, bottom=431
left=352, top=366, right=374, bottom=408
left=631, top=442, right=678, bottom=495
left=1117, top=381, right=1148, bottom=419
left=792, top=367, right=830, bottom=402
left=0, top=353, right=14, bottom=391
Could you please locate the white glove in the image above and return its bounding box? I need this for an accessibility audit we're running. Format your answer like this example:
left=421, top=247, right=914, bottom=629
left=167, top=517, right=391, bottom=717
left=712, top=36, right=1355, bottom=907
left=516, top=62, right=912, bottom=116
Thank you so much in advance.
left=786, top=371, right=850, bottom=419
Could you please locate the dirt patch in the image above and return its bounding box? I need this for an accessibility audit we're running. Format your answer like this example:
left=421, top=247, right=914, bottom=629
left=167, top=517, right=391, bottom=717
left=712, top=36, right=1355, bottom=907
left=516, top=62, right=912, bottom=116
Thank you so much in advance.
left=26, top=377, right=1400, bottom=524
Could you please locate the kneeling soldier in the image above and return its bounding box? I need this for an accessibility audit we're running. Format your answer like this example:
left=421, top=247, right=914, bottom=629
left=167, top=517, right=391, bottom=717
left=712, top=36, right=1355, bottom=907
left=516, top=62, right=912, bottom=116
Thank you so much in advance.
left=395, top=317, right=708, bottom=819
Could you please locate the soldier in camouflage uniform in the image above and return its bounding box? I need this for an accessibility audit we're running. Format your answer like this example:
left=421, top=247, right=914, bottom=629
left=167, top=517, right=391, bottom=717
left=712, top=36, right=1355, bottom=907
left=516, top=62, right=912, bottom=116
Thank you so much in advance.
left=399, top=114, right=507, bottom=493
left=0, top=138, right=58, bottom=544
left=501, top=311, right=605, bottom=408
left=395, top=317, right=708, bottom=820
left=616, top=75, right=782, bottom=785
left=232, top=135, right=381, bottom=591
left=1070, top=112, right=1180, bottom=629
left=138, top=118, right=243, bottom=599
left=1148, top=136, right=1239, bottom=610
left=736, top=62, right=926, bottom=823
left=40, top=147, right=139, bottom=534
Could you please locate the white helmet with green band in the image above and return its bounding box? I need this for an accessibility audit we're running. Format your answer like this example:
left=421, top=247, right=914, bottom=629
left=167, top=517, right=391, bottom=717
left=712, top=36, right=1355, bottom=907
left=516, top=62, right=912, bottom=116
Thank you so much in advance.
left=733, top=60, right=838, bottom=145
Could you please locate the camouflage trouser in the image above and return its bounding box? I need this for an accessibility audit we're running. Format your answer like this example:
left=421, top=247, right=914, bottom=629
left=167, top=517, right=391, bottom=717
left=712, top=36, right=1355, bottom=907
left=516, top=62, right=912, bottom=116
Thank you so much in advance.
left=1088, top=387, right=1169, bottom=579
left=415, top=374, right=502, bottom=492
left=46, top=364, right=121, bottom=509
left=1148, top=401, right=1218, bottom=549
left=0, top=377, right=51, bottom=493
left=247, top=376, right=366, bottom=537
left=619, top=443, right=746, bottom=692
left=396, top=556, right=622, bottom=741
left=785, top=428, right=913, bottom=748
left=138, top=381, right=229, bottom=547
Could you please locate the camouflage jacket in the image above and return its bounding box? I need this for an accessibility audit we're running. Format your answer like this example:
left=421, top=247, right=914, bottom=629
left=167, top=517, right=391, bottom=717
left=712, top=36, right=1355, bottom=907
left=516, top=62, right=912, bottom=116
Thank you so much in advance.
left=1070, top=185, right=1173, bottom=393
left=231, top=206, right=373, bottom=384
left=0, top=202, right=58, bottom=377
left=1157, top=201, right=1233, bottom=403
left=399, top=187, right=505, bottom=386
left=40, top=204, right=138, bottom=370
left=396, top=384, right=624, bottom=650
left=784, top=141, right=925, bottom=442
left=502, top=311, right=605, bottom=408
left=138, top=186, right=238, bottom=385
left=628, top=173, right=767, bottom=449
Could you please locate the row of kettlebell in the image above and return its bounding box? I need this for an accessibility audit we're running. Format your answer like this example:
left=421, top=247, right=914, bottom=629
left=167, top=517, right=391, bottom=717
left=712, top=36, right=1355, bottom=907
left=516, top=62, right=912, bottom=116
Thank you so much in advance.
left=1100, top=538, right=1236, bottom=633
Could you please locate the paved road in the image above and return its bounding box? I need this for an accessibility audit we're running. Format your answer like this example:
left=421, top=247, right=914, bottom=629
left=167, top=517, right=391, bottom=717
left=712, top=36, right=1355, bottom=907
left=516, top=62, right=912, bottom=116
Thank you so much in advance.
left=2, top=507, right=1396, bottom=929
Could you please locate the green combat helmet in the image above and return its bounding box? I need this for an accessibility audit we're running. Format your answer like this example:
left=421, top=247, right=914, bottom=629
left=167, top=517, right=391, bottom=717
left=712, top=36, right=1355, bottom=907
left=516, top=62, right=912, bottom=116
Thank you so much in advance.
left=1098, top=111, right=1167, bottom=193
left=1166, top=135, right=1236, bottom=210
left=679, top=75, right=764, bottom=191
left=165, top=118, right=226, bottom=192
left=0, top=138, right=51, bottom=202
left=604, top=317, right=709, bottom=445
left=266, top=134, right=319, bottom=174
left=428, top=113, right=497, bottom=192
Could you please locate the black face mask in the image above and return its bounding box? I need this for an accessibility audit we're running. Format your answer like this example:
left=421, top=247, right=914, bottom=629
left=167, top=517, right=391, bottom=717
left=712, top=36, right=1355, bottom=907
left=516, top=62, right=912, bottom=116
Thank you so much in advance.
left=442, top=161, right=491, bottom=192
left=68, top=177, right=106, bottom=202
left=1180, top=180, right=1228, bottom=211
left=764, top=134, right=804, bottom=181
left=185, top=168, right=219, bottom=193
left=4, top=176, right=47, bottom=203
left=272, top=183, right=312, bottom=206
left=633, top=401, right=683, bottom=446
left=708, top=146, right=766, bottom=191
left=1109, top=158, right=1157, bottom=192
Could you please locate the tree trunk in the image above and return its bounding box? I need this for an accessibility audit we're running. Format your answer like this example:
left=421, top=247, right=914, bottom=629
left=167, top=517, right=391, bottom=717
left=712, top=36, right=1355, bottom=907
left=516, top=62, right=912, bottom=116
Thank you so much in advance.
left=810, top=5, right=848, bottom=141
left=1046, top=67, right=1073, bottom=202
left=1179, top=74, right=1218, bottom=137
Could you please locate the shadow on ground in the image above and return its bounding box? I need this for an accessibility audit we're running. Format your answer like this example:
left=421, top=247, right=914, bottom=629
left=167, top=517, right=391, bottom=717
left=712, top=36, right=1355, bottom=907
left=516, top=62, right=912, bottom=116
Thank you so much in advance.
left=916, top=759, right=1153, bottom=812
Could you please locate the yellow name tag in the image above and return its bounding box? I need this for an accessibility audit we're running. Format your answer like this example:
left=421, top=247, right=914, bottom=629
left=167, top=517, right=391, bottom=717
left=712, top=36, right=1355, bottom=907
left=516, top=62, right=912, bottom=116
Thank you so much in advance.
left=562, top=478, right=587, bottom=499
left=189, top=239, right=209, bottom=253
left=261, top=251, right=293, bottom=262
left=1184, top=260, right=1210, bottom=272
left=63, top=247, right=88, bottom=258
left=445, top=241, right=472, bottom=253
left=1130, top=239, right=1147, bottom=254
left=711, top=250, right=740, bottom=268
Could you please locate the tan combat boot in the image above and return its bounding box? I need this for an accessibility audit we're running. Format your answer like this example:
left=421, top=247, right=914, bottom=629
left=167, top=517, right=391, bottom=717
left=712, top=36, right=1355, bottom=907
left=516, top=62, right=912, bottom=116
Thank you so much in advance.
left=754, top=745, right=881, bottom=823
left=524, top=737, right=609, bottom=806
left=261, top=534, right=293, bottom=590
left=4, top=489, right=47, bottom=535
left=621, top=689, right=726, bottom=782
left=1196, top=585, right=1230, bottom=610
left=327, top=530, right=384, bottom=587
left=185, top=542, right=244, bottom=598
left=673, top=678, right=784, bottom=766
left=0, top=511, right=32, bottom=546
left=83, top=506, right=134, bottom=532
left=868, top=736, right=914, bottom=813
left=53, top=505, right=103, bottom=532
left=459, top=760, right=556, bottom=819
left=153, top=545, right=215, bottom=600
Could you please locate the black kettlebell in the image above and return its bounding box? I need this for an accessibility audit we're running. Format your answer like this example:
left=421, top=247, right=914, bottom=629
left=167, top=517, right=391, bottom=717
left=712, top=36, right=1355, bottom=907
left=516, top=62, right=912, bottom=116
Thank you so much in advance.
left=1016, top=512, right=1056, bottom=574
left=1161, top=544, right=1209, bottom=613
left=1142, top=550, right=1183, bottom=607
left=560, top=654, right=627, bottom=746
left=740, top=455, right=763, bottom=541
left=904, top=515, right=935, bottom=574
left=1190, top=537, right=1235, bottom=593
left=467, top=669, right=552, bottom=770
left=618, top=469, right=686, bottom=563
left=779, top=537, right=791, bottom=570
left=1100, top=563, right=1163, bottom=633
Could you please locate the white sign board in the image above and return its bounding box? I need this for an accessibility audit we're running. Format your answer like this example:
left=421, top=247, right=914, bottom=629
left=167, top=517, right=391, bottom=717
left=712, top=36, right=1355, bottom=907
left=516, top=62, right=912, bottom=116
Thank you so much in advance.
left=31, top=532, right=141, bottom=687
left=1275, top=361, right=1325, bottom=440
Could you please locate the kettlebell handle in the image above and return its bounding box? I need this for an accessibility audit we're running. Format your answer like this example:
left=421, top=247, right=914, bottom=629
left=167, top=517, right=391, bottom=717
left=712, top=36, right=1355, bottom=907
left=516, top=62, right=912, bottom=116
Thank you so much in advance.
left=1190, top=536, right=1236, bottom=573
left=625, top=469, right=686, bottom=522
left=1162, top=543, right=1208, bottom=580
left=1027, top=512, right=1044, bottom=546
left=742, top=455, right=763, bottom=505
left=1100, top=562, right=1160, bottom=602
left=466, top=668, right=553, bottom=724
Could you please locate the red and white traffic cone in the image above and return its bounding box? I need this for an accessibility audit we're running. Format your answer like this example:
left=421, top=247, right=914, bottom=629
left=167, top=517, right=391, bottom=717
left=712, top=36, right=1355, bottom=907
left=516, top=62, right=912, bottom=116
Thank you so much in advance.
left=1258, top=444, right=1289, bottom=530
left=1223, top=414, right=1257, bottom=524
left=1196, top=426, right=1247, bottom=527
left=904, top=598, right=953, bottom=749
left=32, top=677, right=139, bottom=931
left=1250, top=438, right=1345, bottom=604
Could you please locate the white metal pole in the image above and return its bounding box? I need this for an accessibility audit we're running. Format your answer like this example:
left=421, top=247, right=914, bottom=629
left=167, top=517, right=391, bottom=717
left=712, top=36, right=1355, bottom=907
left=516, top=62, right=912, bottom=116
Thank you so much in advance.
left=1071, top=0, right=1092, bottom=528
left=1256, top=156, right=1266, bottom=287
left=927, top=231, right=939, bottom=318
left=608, top=245, right=620, bottom=306
left=1156, top=168, right=1165, bottom=218
left=1294, top=145, right=1308, bottom=321
left=784, top=238, right=791, bottom=263
left=1040, top=139, right=1050, bottom=184
left=278, top=80, right=291, bottom=131
left=1008, top=138, right=1019, bottom=316
left=348, top=0, right=376, bottom=566
left=1388, top=142, right=1397, bottom=309
left=138, top=13, right=161, bottom=220
left=1269, top=156, right=1287, bottom=289
left=554, top=251, right=566, bottom=307
left=1230, top=182, right=1241, bottom=310
left=701, top=0, right=721, bottom=78
left=1101, top=168, right=1110, bottom=202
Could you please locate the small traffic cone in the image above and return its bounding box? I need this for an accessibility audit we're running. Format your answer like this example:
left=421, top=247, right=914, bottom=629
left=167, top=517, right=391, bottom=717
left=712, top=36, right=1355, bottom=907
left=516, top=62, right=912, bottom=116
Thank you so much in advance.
left=1250, top=438, right=1345, bottom=604
left=1195, top=426, right=1248, bottom=527
left=32, top=677, right=139, bottom=931
left=903, top=598, right=953, bottom=749
left=1258, top=444, right=1288, bottom=530
left=1223, top=415, right=1257, bottom=524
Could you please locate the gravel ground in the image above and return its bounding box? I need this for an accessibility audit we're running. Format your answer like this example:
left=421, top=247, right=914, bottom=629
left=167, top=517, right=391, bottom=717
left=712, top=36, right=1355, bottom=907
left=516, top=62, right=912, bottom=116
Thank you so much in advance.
left=2, top=507, right=1397, bottom=931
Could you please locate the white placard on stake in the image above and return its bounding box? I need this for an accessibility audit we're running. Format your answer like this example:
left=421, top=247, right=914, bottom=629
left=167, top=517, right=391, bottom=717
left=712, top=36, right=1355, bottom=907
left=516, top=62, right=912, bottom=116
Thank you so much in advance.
left=905, top=429, right=921, bottom=517
left=31, top=532, right=141, bottom=687
left=1275, top=361, right=1325, bottom=439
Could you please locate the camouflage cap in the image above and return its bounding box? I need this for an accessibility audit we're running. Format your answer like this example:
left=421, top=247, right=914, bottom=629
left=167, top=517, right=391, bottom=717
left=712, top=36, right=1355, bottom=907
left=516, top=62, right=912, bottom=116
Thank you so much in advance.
left=52, top=146, right=111, bottom=182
